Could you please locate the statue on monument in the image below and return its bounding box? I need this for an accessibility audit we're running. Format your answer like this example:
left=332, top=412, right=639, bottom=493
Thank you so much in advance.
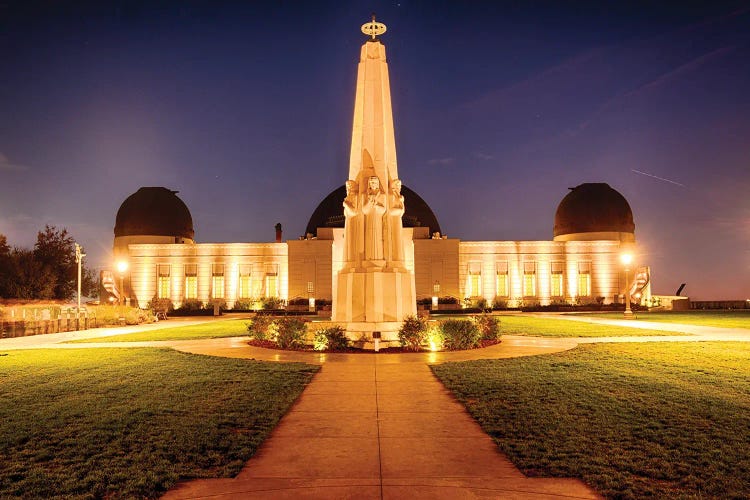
left=386, top=178, right=405, bottom=266
left=361, top=173, right=386, bottom=263
left=343, top=179, right=362, bottom=265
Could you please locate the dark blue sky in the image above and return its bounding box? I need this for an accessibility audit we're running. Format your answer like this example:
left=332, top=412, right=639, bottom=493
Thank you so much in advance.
left=1, top=1, right=748, bottom=299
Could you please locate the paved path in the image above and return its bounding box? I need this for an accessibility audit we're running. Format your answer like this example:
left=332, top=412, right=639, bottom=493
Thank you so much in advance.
left=3, top=314, right=749, bottom=499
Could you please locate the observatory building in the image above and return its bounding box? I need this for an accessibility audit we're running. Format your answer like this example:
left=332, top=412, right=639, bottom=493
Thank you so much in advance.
left=110, top=18, right=649, bottom=330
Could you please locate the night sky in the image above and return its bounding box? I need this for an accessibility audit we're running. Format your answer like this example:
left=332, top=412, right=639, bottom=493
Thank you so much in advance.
left=1, top=1, right=748, bottom=300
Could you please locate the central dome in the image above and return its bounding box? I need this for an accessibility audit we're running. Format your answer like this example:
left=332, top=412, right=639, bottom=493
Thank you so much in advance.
left=114, top=187, right=194, bottom=240
left=305, top=184, right=441, bottom=237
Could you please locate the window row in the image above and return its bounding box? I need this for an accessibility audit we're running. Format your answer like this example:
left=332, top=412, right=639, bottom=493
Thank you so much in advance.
left=155, top=264, right=279, bottom=300
left=466, top=261, right=592, bottom=298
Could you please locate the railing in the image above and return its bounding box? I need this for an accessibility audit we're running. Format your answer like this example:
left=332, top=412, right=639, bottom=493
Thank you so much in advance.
left=0, top=308, right=95, bottom=338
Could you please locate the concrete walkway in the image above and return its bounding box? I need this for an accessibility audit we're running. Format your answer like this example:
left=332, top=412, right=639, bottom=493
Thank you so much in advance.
left=163, top=347, right=598, bottom=499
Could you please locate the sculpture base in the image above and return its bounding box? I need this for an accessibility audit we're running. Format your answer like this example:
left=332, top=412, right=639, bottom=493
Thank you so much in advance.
left=333, top=266, right=416, bottom=344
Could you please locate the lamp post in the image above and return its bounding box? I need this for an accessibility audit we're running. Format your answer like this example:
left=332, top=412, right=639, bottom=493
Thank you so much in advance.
left=116, top=260, right=128, bottom=306
left=620, top=252, right=633, bottom=318
left=75, top=243, right=86, bottom=329
left=432, top=281, right=440, bottom=310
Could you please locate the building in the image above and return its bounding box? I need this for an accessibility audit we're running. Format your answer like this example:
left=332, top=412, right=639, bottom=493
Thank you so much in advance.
left=111, top=19, right=648, bottom=313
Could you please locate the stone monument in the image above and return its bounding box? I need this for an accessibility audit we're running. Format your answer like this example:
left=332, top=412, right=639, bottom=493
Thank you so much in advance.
left=332, top=16, right=417, bottom=345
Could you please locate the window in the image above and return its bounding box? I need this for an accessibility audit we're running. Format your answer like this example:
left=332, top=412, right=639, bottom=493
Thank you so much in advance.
left=184, top=264, right=197, bottom=299
left=467, top=262, right=482, bottom=297
left=523, top=261, right=536, bottom=296
left=496, top=261, right=508, bottom=297
left=265, top=264, right=279, bottom=298
left=578, top=261, right=591, bottom=297
left=157, top=265, right=170, bottom=299
left=550, top=262, right=564, bottom=297
left=238, top=265, right=252, bottom=299
left=212, top=264, right=225, bottom=299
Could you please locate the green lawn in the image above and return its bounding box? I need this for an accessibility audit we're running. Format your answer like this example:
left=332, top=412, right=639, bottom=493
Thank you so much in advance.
left=0, top=348, right=318, bottom=498
left=498, top=315, right=688, bottom=337
left=72, top=318, right=252, bottom=342
left=588, top=311, right=750, bottom=329
left=432, top=342, right=750, bottom=499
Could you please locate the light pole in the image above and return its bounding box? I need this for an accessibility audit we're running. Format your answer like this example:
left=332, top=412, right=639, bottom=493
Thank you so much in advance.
left=620, top=252, right=633, bottom=318
left=75, top=243, right=86, bottom=329
left=116, top=260, right=128, bottom=306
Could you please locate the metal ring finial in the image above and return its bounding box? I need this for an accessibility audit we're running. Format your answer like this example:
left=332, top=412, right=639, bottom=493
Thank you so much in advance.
left=361, top=13, right=386, bottom=40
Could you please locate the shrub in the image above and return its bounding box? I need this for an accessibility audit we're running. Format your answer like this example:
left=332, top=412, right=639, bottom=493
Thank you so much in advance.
left=287, top=297, right=308, bottom=306
left=147, top=297, right=174, bottom=314
left=474, top=313, right=500, bottom=340
left=441, top=319, right=481, bottom=350
left=89, top=305, right=154, bottom=326
left=398, top=315, right=427, bottom=351
left=232, top=298, right=255, bottom=310
left=275, top=317, right=307, bottom=349
left=261, top=297, right=284, bottom=310
left=416, top=297, right=432, bottom=306
left=438, top=296, right=459, bottom=304
left=492, top=297, right=508, bottom=309
left=246, top=315, right=274, bottom=340
left=313, top=325, right=349, bottom=351
left=426, top=322, right=444, bottom=351
left=177, top=299, right=204, bottom=312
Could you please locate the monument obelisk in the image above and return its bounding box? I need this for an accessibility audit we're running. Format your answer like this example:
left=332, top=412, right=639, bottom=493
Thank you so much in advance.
left=333, top=16, right=417, bottom=345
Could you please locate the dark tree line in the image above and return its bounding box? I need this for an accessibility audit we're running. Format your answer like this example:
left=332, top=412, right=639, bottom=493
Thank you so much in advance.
left=0, top=226, right=96, bottom=300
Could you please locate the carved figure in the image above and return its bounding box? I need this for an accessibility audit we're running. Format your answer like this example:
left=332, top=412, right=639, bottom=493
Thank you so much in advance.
left=361, top=175, right=386, bottom=262
left=386, top=178, right=405, bottom=264
left=343, top=180, right=362, bottom=264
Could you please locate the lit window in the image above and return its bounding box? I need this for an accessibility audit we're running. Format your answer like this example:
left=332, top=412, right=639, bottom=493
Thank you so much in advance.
left=523, top=261, right=536, bottom=296
left=496, top=261, right=508, bottom=297
left=468, top=262, right=482, bottom=297
left=212, top=263, right=225, bottom=299
left=551, top=262, right=564, bottom=297
left=578, top=262, right=591, bottom=297
left=265, top=275, right=278, bottom=298
left=239, top=264, right=252, bottom=298
left=185, top=264, right=197, bottom=299
left=157, top=265, right=170, bottom=299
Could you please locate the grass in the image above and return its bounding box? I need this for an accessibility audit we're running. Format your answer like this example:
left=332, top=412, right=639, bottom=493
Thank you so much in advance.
left=71, top=318, right=251, bottom=342
left=0, top=348, right=318, bottom=498
left=432, top=342, right=750, bottom=499
left=498, top=314, right=688, bottom=337
left=587, top=310, right=750, bottom=329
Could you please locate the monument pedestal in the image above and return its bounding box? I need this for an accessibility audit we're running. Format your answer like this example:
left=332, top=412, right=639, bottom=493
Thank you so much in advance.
left=334, top=267, right=416, bottom=341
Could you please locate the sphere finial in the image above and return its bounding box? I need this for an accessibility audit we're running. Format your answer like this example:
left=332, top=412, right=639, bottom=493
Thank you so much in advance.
left=361, top=13, right=386, bottom=40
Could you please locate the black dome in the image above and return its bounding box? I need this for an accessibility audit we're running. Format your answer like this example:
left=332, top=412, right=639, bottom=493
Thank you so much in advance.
left=553, top=183, right=634, bottom=238
left=115, top=187, right=194, bottom=239
left=305, top=185, right=441, bottom=237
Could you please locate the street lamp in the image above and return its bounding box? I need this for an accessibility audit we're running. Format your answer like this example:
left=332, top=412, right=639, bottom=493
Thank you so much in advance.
left=75, top=243, right=86, bottom=329
left=116, top=260, right=128, bottom=306
left=620, top=252, right=633, bottom=318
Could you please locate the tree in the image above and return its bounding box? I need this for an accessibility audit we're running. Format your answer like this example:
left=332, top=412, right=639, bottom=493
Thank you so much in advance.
left=5, top=248, right=57, bottom=299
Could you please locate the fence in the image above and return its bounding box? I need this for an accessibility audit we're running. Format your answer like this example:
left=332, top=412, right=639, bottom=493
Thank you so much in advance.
left=0, top=307, right=96, bottom=338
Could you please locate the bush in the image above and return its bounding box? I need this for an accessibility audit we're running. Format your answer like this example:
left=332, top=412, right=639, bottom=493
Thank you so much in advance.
left=287, top=297, right=308, bottom=306
left=177, top=299, right=204, bottom=312
left=261, top=297, right=284, bottom=310
left=313, top=325, right=349, bottom=351
left=441, top=319, right=481, bottom=350
left=474, top=313, right=500, bottom=340
left=275, top=317, right=307, bottom=349
left=398, top=315, right=428, bottom=351
left=147, top=297, right=174, bottom=314
left=246, top=315, right=274, bottom=340
left=426, top=323, right=444, bottom=351
left=232, top=298, right=255, bottom=310
left=89, top=305, right=154, bottom=326
left=438, top=296, right=459, bottom=304
left=492, top=297, right=508, bottom=309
